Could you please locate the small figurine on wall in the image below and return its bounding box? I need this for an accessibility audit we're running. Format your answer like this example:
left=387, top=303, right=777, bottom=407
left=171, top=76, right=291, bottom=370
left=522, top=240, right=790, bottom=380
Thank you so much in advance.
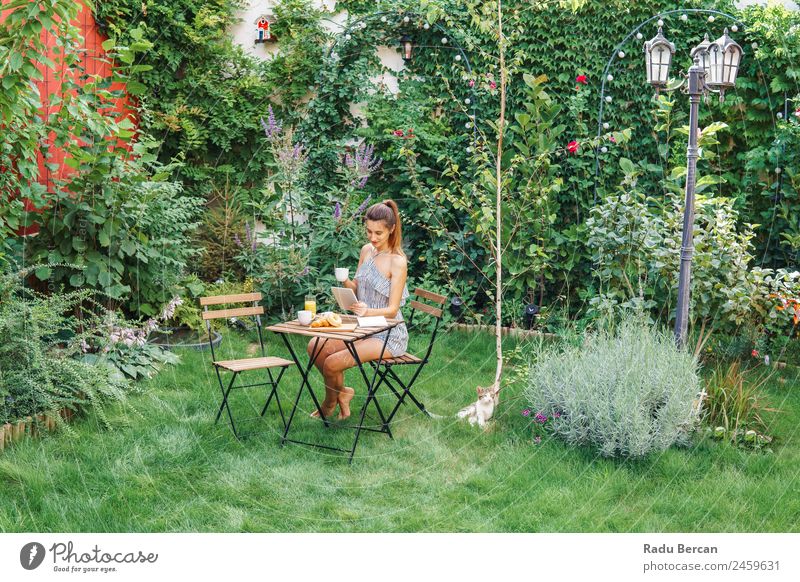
left=255, top=14, right=277, bottom=43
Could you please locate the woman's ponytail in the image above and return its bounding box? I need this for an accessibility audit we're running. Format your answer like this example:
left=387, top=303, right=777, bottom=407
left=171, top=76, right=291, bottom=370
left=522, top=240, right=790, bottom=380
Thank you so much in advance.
left=364, top=198, right=405, bottom=256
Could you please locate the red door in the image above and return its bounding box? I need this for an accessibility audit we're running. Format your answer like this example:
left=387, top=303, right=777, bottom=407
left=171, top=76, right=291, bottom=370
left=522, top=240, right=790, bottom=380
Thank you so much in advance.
left=1, top=0, right=136, bottom=235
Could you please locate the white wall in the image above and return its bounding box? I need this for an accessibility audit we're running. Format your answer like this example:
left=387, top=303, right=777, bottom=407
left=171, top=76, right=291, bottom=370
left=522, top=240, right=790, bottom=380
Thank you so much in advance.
left=230, top=0, right=404, bottom=98
left=231, top=0, right=341, bottom=60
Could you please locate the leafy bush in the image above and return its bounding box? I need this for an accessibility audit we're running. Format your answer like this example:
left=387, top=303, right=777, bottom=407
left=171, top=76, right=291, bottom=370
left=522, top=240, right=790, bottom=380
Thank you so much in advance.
left=33, top=167, right=202, bottom=317
left=0, top=269, right=130, bottom=427
left=524, top=317, right=703, bottom=458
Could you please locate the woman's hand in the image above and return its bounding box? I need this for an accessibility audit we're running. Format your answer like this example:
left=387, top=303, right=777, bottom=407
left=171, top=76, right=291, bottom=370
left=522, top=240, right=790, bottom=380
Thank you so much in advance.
left=351, top=302, right=369, bottom=317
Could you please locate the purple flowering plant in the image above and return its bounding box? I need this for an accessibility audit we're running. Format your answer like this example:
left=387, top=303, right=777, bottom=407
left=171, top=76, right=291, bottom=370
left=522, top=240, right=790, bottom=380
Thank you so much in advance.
left=524, top=407, right=561, bottom=441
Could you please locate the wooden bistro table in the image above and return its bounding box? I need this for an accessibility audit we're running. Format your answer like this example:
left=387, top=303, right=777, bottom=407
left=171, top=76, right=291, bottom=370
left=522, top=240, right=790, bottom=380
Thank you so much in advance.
left=266, top=314, right=401, bottom=463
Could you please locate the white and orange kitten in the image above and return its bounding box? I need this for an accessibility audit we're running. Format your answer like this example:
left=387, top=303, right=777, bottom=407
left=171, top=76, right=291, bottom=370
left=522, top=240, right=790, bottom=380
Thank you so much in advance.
left=456, top=386, right=499, bottom=428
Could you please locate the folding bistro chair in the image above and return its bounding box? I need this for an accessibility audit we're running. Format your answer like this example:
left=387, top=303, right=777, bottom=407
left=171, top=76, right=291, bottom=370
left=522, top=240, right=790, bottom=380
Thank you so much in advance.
left=201, top=292, right=294, bottom=438
left=369, top=288, right=446, bottom=425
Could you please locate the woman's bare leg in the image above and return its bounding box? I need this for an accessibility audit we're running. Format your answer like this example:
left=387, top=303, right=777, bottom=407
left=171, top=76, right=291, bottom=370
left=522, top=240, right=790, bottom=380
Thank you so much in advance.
left=322, top=338, right=389, bottom=420
left=306, top=338, right=346, bottom=417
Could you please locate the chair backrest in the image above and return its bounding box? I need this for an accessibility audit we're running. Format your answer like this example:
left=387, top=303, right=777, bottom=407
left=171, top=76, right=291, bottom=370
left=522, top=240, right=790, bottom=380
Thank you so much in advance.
left=199, top=292, right=264, bottom=361
left=407, top=288, right=446, bottom=362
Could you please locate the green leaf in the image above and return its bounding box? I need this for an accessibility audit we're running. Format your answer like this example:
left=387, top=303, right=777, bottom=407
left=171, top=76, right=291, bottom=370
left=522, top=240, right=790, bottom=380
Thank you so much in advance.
left=9, top=51, right=23, bottom=71
left=619, top=158, right=637, bottom=175
left=35, top=267, right=52, bottom=280
left=69, top=273, right=85, bottom=287
left=98, top=230, right=111, bottom=247
left=98, top=270, right=113, bottom=287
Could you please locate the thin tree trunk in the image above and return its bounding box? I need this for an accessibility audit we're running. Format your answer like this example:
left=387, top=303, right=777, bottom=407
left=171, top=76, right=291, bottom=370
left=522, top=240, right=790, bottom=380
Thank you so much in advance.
left=493, top=0, right=505, bottom=393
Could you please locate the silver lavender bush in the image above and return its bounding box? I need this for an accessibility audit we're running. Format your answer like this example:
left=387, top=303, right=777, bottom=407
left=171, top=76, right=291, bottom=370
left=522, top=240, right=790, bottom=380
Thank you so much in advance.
left=524, top=317, right=703, bottom=458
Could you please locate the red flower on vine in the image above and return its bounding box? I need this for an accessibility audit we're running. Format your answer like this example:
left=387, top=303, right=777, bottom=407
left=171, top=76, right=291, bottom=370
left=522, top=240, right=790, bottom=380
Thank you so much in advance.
left=576, top=74, right=588, bottom=85
left=567, top=140, right=579, bottom=154
left=609, top=135, right=617, bottom=143
left=393, top=129, right=404, bottom=137
left=489, top=81, right=497, bottom=90
left=751, top=349, right=760, bottom=358
left=469, top=79, right=475, bottom=87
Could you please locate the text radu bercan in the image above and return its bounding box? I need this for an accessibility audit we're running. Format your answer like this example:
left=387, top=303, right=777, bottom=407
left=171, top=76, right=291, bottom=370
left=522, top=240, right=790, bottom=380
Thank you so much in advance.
left=644, top=544, right=718, bottom=554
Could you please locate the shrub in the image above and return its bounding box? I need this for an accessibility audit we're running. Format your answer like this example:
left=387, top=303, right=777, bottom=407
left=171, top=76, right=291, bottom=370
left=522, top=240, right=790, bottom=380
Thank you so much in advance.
left=0, top=269, right=130, bottom=427
left=33, top=173, right=202, bottom=318
left=524, top=317, right=703, bottom=458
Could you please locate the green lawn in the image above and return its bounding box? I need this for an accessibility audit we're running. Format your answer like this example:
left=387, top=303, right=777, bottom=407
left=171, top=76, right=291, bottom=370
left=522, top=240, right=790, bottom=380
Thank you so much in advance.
left=1, top=329, right=798, bottom=532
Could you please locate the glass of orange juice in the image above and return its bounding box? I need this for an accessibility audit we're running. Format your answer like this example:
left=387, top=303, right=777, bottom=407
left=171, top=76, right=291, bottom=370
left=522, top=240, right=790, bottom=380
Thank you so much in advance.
left=304, top=294, right=317, bottom=317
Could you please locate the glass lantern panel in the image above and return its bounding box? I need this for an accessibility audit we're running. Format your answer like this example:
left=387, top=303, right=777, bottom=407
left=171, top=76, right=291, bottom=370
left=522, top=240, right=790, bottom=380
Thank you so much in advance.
left=650, top=44, right=671, bottom=84
left=723, top=47, right=740, bottom=85
left=707, top=46, right=723, bottom=86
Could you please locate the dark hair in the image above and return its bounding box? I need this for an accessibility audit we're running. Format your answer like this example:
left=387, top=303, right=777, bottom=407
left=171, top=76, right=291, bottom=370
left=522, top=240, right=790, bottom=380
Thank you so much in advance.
left=365, top=199, right=404, bottom=256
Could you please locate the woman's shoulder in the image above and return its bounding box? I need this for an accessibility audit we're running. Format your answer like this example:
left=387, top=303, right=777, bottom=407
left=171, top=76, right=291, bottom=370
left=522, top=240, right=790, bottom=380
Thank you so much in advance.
left=358, top=243, right=373, bottom=261
left=390, top=253, right=407, bottom=270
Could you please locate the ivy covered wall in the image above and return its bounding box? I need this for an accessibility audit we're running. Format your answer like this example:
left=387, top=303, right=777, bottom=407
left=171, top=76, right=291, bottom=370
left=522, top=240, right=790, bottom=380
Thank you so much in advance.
left=92, top=0, right=800, bottom=326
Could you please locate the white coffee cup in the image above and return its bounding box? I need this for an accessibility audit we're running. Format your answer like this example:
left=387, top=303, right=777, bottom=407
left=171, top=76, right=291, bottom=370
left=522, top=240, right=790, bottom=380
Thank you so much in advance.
left=335, top=267, right=350, bottom=282
left=297, top=310, right=313, bottom=326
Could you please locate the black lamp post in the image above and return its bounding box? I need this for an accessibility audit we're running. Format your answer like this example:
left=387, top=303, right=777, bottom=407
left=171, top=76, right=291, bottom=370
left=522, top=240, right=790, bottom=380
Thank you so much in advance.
left=449, top=296, right=464, bottom=320
left=523, top=304, right=540, bottom=330
left=643, top=25, right=743, bottom=347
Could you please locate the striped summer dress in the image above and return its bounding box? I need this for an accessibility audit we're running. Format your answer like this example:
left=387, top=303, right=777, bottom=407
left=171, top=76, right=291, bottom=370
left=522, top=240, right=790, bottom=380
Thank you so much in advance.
left=354, top=251, right=409, bottom=357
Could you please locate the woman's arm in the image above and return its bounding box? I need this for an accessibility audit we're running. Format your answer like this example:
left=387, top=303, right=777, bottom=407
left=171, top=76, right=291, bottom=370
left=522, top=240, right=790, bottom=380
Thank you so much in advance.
left=352, top=255, right=407, bottom=318
left=343, top=244, right=370, bottom=292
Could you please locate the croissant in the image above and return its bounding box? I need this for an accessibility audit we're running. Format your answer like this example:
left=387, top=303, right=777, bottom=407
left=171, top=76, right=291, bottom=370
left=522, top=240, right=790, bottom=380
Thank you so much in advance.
left=310, top=312, right=343, bottom=328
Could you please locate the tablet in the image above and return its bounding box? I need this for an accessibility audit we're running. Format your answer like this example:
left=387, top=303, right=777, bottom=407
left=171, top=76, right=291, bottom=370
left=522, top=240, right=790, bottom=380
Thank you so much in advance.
left=331, top=287, right=358, bottom=311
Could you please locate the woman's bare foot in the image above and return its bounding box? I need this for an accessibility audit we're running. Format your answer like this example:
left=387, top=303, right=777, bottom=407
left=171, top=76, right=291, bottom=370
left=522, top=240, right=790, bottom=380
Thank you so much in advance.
left=310, top=400, right=338, bottom=420
left=337, top=387, right=355, bottom=421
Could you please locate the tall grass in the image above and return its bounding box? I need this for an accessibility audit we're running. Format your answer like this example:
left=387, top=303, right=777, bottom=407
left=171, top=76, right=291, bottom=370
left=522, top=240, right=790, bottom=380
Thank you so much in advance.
left=703, top=361, right=779, bottom=444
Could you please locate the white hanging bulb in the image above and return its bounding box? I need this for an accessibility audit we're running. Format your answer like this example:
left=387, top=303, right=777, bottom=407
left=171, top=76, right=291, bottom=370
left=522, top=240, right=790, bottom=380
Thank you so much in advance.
left=464, top=98, right=471, bottom=104
left=657, top=19, right=664, bottom=27
left=708, top=15, right=715, bottom=23
left=455, top=54, right=462, bottom=61
left=380, top=16, right=387, bottom=23
left=442, top=37, right=448, bottom=44
left=403, top=16, right=410, bottom=23
left=606, top=74, right=613, bottom=81
left=636, top=32, right=643, bottom=40
left=731, top=24, right=738, bottom=32
left=680, top=14, right=688, bottom=22
left=603, top=122, right=610, bottom=129
left=618, top=50, right=625, bottom=58
left=605, top=95, right=613, bottom=103
left=601, top=146, right=608, bottom=153
left=423, top=23, right=430, bottom=30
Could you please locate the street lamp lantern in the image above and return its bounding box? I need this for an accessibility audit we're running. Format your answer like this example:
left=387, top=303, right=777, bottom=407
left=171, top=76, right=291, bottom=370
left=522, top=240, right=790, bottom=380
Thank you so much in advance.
left=644, top=27, right=676, bottom=88
left=690, top=33, right=712, bottom=78
left=641, top=23, right=743, bottom=348
left=706, top=28, right=743, bottom=96
left=399, top=34, right=414, bottom=62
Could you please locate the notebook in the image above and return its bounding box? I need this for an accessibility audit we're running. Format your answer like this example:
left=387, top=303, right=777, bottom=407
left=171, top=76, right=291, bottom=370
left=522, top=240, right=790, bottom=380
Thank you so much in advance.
left=357, top=316, right=387, bottom=327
